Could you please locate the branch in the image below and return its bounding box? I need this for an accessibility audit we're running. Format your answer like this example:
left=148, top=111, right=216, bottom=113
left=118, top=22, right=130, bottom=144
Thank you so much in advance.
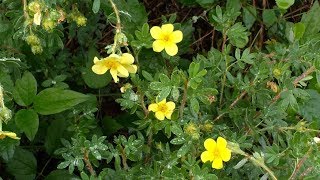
left=83, top=149, right=96, bottom=176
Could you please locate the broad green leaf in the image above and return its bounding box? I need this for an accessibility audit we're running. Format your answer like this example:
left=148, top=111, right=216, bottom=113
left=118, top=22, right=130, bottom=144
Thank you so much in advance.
left=276, top=0, right=295, bottom=9
left=33, top=88, right=89, bottom=115
left=92, top=0, right=100, bottom=13
left=6, top=148, right=37, bottom=180
left=0, top=138, right=19, bottom=162
left=195, top=0, right=215, bottom=8
left=15, top=109, right=39, bottom=141
left=13, top=71, right=37, bottom=106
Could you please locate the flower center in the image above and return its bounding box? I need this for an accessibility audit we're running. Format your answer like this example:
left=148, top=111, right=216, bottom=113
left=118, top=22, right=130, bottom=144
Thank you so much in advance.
left=162, top=34, right=170, bottom=42
left=0, top=134, right=5, bottom=139
left=212, top=148, right=220, bottom=158
left=104, top=59, right=119, bottom=69
left=158, top=104, right=168, bottom=113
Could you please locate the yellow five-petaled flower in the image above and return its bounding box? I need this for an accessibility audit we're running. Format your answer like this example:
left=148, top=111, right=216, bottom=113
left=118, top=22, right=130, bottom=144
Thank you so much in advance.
left=0, top=131, right=20, bottom=140
left=150, top=24, right=183, bottom=56
left=148, top=99, right=175, bottom=120
left=201, top=137, right=231, bottom=169
left=92, top=53, right=137, bottom=83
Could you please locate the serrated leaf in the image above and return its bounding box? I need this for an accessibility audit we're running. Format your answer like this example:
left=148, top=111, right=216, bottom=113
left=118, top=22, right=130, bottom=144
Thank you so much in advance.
left=33, top=88, right=89, bottom=115
left=14, top=109, right=39, bottom=141
left=13, top=71, right=37, bottom=106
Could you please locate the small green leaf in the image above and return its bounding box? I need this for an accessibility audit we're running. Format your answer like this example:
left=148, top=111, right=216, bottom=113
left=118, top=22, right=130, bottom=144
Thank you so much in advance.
left=276, top=0, right=294, bottom=9
left=226, top=23, right=250, bottom=48
left=177, top=142, right=191, bottom=158
left=157, top=87, right=171, bottom=101
left=15, top=109, right=39, bottom=141
left=33, top=88, right=90, bottom=115
left=92, top=0, right=100, bottom=13
left=263, top=9, right=277, bottom=28
left=293, top=22, right=305, bottom=40
left=13, top=71, right=37, bottom=106
left=190, top=97, right=200, bottom=113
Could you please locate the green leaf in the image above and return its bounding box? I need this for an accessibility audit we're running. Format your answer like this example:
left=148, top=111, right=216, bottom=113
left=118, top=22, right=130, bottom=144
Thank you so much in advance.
left=190, top=97, right=200, bottom=114
left=0, top=138, right=19, bottom=161
left=15, top=109, right=39, bottom=141
left=276, top=0, right=294, bottom=9
left=226, top=23, right=250, bottom=48
left=177, top=142, right=192, bottom=158
left=33, top=88, right=90, bottom=115
left=293, top=22, right=305, bottom=40
left=6, top=148, right=37, bottom=180
left=243, top=6, right=256, bottom=29
left=13, top=71, right=37, bottom=106
left=45, top=170, right=79, bottom=180
left=262, top=9, right=277, bottom=28
left=157, top=87, right=171, bottom=101
left=92, top=0, right=100, bottom=13
left=142, top=70, right=153, bottom=81
left=301, top=1, right=320, bottom=38
left=82, top=67, right=112, bottom=89
left=170, top=137, right=186, bottom=145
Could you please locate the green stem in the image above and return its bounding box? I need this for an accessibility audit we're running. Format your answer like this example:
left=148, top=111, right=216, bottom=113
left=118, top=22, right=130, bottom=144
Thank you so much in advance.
left=179, top=78, right=188, bottom=119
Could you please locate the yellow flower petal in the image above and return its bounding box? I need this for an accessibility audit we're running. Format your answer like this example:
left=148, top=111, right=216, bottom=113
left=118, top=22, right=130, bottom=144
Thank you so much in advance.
left=110, top=68, right=119, bottom=83
left=166, top=101, right=175, bottom=111
left=164, top=42, right=178, bottom=56
left=171, top=30, right=183, bottom=43
left=158, top=99, right=166, bottom=105
left=201, top=151, right=213, bottom=163
left=161, top=24, right=174, bottom=34
left=220, top=148, right=231, bottom=162
left=155, top=111, right=165, bottom=120
left=0, top=131, right=20, bottom=140
left=123, top=64, right=137, bottom=74
left=148, top=103, right=158, bottom=112
left=212, top=157, right=223, bottom=169
left=165, top=110, right=173, bottom=119
left=153, top=40, right=165, bottom=52
left=117, top=65, right=129, bottom=77
left=93, top=57, right=100, bottom=63
left=204, top=138, right=216, bottom=151
left=120, top=53, right=134, bottom=64
left=150, top=26, right=162, bottom=39
left=217, top=137, right=227, bottom=148
left=92, top=64, right=109, bottom=75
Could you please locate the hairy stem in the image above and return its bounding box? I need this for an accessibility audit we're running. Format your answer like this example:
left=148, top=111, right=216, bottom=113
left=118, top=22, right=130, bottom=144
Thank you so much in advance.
left=109, top=0, right=121, bottom=53
left=83, top=149, right=96, bottom=176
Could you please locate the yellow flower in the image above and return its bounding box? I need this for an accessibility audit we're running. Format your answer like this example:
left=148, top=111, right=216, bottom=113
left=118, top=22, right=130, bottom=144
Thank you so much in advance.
left=201, top=137, right=231, bottom=169
left=148, top=99, right=175, bottom=120
left=150, top=24, right=183, bottom=56
left=0, top=131, right=20, bottom=140
left=92, top=53, right=137, bottom=83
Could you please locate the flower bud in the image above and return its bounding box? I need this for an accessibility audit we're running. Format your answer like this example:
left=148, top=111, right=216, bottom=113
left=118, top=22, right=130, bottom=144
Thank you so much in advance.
left=0, top=107, right=12, bottom=123
left=273, top=68, right=281, bottom=78
left=31, top=45, right=43, bottom=54
left=184, top=123, right=200, bottom=140
left=28, top=1, right=41, bottom=15
left=42, top=18, right=57, bottom=31
left=76, top=16, right=87, bottom=27
left=26, top=34, right=40, bottom=46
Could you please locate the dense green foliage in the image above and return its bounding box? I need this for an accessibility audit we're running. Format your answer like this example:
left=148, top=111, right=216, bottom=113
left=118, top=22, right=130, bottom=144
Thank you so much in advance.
left=1, top=0, right=320, bottom=179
